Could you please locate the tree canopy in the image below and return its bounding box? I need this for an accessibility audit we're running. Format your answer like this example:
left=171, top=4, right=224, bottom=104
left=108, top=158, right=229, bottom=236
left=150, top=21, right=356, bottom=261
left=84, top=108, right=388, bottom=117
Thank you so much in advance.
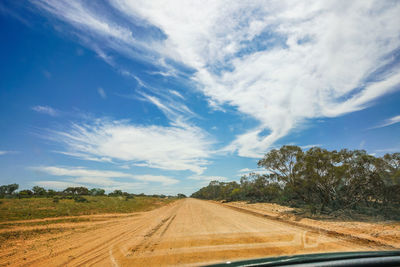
left=192, top=146, right=400, bottom=218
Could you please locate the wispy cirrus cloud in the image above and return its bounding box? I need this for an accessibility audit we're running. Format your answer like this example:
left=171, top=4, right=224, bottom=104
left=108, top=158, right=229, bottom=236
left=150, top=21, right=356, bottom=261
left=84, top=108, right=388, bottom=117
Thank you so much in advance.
left=188, top=175, right=229, bottom=187
left=188, top=175, right=228, bottom=182
left=97, top=87, right=107, bottom=99
left=372, top=115, right=400, bottom=129
left=33, top=166, right=179, bottom=186
left=31, top=0, right=400, bottom=158
left=168, top=90, right=184, bottom=99
left=31, top=0, right=166, bottom=72
left=39, top=77, right=212, bottom=174
left=32, top=105, right=59, bottom=116
left=300, top=144, right=323, bottom=150
left=0, top=150, right=18, bottom=156
left=237, top=168, right=269, bottom=176
left=47, top=118, right=213, bottom=174
left=34, top=180, right=84, bottom=190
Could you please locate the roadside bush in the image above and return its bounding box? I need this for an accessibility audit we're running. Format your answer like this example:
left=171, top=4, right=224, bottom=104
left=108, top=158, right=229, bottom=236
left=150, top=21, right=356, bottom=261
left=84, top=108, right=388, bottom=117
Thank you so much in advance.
left=64, top=187, right=90, bottom=196
left=191, top=146, right=400, bottom=219
left=0, top=184, right=19, bottom=198
left=90, top=188, right=105, bottom=196
left=18, top=190, right=33, bottom=198
left=73, top=196, right=89, bottom=203
left=125, top=195, right=134, bottom=201
left=108, top=190, right=123, bottom=197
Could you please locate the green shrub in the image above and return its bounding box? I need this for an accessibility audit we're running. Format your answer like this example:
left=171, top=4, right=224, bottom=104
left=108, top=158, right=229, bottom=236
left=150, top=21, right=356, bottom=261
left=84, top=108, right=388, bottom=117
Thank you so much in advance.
left=124, top=195, right=134, bottom=201
left=73, top=196, right=88, bottom=203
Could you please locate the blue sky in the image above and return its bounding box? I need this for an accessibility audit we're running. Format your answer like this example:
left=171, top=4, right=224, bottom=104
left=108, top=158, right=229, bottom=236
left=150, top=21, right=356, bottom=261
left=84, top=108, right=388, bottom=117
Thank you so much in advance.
left=0, top=0, right=399, bottom=195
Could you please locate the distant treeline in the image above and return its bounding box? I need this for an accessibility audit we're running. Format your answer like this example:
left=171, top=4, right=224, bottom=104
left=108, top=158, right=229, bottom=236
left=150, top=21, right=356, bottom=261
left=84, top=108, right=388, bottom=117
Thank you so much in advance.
left=191, top=146, right=400, bottom=218
left=0, top=184, right=187, bottom=200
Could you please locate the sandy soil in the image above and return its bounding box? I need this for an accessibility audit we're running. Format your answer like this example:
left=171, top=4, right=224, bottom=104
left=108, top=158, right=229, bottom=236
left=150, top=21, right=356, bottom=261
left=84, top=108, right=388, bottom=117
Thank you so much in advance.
left=222, top=201, right=400, bottom=249
left=0, top=199, right=392, bottom=266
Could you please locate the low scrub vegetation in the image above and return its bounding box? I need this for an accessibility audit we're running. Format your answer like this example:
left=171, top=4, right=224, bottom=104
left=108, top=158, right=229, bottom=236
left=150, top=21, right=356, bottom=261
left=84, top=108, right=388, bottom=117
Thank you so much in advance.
left=0, top=227, right=68, bottom=243
left=192, top=146, right=400, bottom=219
left=0, top=196, right=176, bottom=222
left=0, top=184, right=186, bottom=200
left=0, top=184, right=182, bottom=221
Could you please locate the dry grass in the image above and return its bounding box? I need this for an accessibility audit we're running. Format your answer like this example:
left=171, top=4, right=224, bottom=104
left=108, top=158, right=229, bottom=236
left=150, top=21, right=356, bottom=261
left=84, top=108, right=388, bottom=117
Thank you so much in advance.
left=0, top=196, right=176, bottom=222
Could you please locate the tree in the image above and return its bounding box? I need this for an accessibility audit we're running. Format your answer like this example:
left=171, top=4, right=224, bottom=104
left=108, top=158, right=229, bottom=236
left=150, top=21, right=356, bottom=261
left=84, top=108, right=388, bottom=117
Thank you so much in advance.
left=339, top=150, right=384, bottom=209
left=191, top=145, right=400, bottom=219
left=228, top=188, right=241, bottom=201
left=177, top=193, right=187, bottom=198
left=297, top=148, right=344, bottom=212
left=63, top=187, right=76, bottom=195
left=381, top=153, right=400, bottom=204
left=382, top=153, right=400, bottom=185
left=32, top=186, right=46, bottom=196
left=222, top=181, right=240, bottom=200
left=0, top=183, right=19, bottom=196
left=258, top=145, right=303, bottom=187
left=242, top=173, right=267, bottom=201
left=109, top=190, right=123, bottom=196
left=190, top=180, right=239, bottom=200
left=63, top=187, right=89, bottom=195
left=76, top=187, right=90, bottom=195
left=47, top=189, right=57, bottom=197
left=18, top=189, right=33, bottom=198
left=90, top=188, right=105, bottom=196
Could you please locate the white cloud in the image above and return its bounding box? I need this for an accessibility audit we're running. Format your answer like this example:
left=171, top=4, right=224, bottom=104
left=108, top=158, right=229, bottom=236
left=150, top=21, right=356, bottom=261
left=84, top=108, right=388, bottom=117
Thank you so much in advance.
left=133, top=175, right=178, bottom=185
left=47, top=118, right=213, bottom=174
left=32, top=105, right=59, bottom=116
left=168, top=90, right=184, bottom=99
left=237, top=168, right=269, bottom=176
left=97, top=87, right=107, bottom=99
left=188, top=175, right=228, bottom=182
left=32, top=0, right=162, bottom=70
left=34, top=179, right=144, bottom=192
left=374, top=147, right=400, bottom=153
left=0, top=150, right=18, bottom=156
left=138, top=92, right=195, bottom=121
left=373, top=115, right=400, bottom=129
left=33, top=166, right=131, bottom=179
left=33, top=166, right=179, bottom=186
left=34, top=180, right=84, bottom=190
left=188, top=175, right=231, bottom=187
left=111, top=0, right=400, bottom=157
left=33, top=0, right=400, bottom=158
left=40, top=81, right=211, bottom=174
left=300, top=144, right=322, bottom=150
left=54, top=151, right=113, bottom=163
left=359, top=140, right=366, bottom=149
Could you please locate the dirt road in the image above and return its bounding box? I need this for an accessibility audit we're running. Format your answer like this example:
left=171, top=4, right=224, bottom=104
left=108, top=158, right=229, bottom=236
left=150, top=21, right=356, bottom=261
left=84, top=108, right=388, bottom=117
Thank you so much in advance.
left=1, top=198, right=384, bottom=266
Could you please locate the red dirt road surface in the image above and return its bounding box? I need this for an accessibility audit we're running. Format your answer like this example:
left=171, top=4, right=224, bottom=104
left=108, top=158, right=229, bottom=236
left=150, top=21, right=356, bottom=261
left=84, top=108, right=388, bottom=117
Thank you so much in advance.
left=0, top=198, right=388, bottom=266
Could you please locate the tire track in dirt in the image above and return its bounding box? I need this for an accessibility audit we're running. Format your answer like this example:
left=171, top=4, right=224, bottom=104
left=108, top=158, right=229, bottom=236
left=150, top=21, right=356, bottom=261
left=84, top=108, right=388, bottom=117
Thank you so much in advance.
left=160, top=215, right=176, bottom=237
left=16, top=219, right=127, bottom=266
left=73, top=202, right=181, bottom=266
left=68, top=204, right=180, bottom=266
left=219, top=202, right=396, bottom=250
left=130, top=216, right=172, bottom=254
left=1, top=199, right=391, bottom=267
left=130, top=204, right=180, bottom=256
